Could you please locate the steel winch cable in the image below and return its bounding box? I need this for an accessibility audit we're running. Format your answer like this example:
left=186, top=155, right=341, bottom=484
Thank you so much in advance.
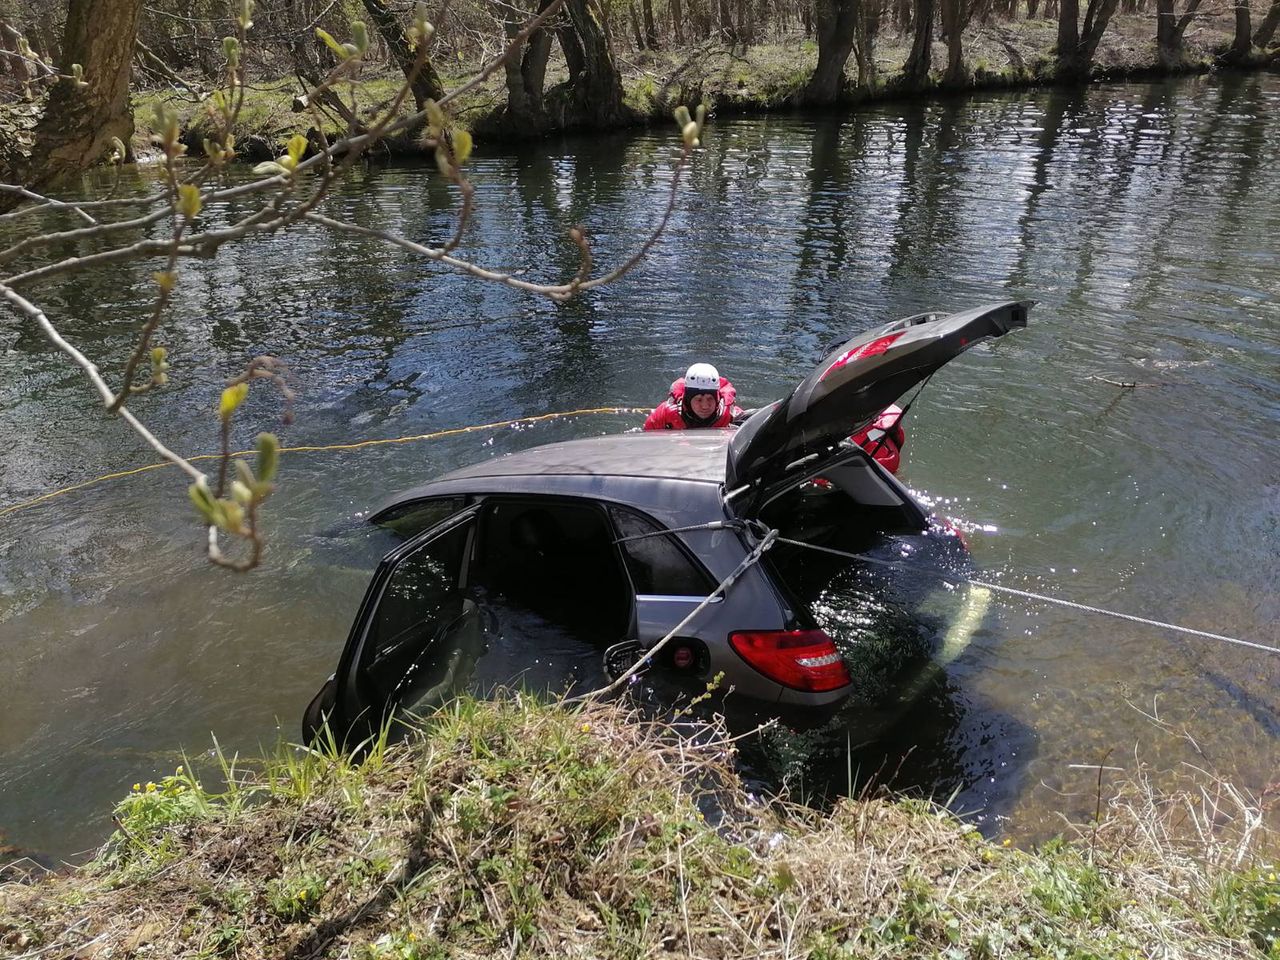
left=572, top=527, right=780, bottom=702
left=769, top=534, right=1279, bottom=657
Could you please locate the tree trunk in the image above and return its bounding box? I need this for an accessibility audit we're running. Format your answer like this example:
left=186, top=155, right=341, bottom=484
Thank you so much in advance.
left=672, top=0, right=687, bottom=43
left=1255, top=0, right=1280, bottom=47
left=561, top=0, right=629, bottom=127
left=1056, top=0, right=1080, bottom=75
left=940, top=0, right=965, bottom=82
left=904, top=0, right=934, bottom=84
left=629, top=3, right=646, bottom=48
left=642, top=0, right=662, bottom=47
left=1157, top=0, right=1203, bottom=66
left=1027, top=0, right=1040, bottom=17
left=1077, top=0, right=1120, bottom=64
left=740, top=0, right=756, bottom=43
left=14, top=0, right=143, bottom=202
left=897, top=0, right=914, bottom=31
left=805, top=0, right=860, bottom=102
left=361, top=0, right=445, bottom=108
left=1227, top=0, right=1252, bottom=58
left=719, top=0, right=741, bottom=41
left=855, top=0, right=882, bottom=86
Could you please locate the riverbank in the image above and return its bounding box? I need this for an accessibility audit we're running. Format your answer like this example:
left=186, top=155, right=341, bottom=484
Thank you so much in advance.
left=1, top=696, right=1276, bottom=958
left=131, top=12, right=1279, bottom=162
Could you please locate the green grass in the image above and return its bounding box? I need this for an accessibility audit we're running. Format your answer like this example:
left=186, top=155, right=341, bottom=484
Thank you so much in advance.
left=2, top=695, right=1276, bottom=958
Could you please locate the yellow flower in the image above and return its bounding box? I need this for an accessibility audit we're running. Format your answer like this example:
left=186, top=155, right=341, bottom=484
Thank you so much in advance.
left=298, top=889, right=308, bottom=900
left=145, top=781, right=157, bottom=792
left=1002, top=838, right=1012, bottom=847
left=580, top=723, right=591, bottom=732
left=132, top=783, right=141, bottom=792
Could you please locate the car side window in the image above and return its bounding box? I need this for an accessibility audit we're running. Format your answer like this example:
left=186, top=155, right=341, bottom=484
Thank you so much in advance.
left=358, top=515, right=474, bottom=709
left=372, top=496, right=467, bottom=540
left=608, top=506, right=714, bottom=596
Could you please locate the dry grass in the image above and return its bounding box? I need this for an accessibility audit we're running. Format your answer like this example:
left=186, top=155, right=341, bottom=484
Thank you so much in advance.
left=2, top=695, right=1277, bottom=959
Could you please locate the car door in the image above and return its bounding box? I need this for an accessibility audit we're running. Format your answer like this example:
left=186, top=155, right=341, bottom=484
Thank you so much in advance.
left=726, top=300, right=1031, bottom=515
left=312, top=505, right=485, bottom=741
left=607, top=505, right=719, bottom=656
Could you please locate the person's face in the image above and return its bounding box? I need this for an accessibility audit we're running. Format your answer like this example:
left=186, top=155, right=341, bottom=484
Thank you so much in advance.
left=689, top=391, right=718, bottom=420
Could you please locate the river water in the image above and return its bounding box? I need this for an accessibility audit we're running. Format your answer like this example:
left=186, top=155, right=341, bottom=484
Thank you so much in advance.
left=1, top=73, right=1277, bottom=860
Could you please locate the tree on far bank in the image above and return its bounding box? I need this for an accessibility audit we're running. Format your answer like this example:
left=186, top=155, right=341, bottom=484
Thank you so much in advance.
left=360, top=0, right=445, bottom=107
left=1251, top=0, right=1279, bottom=46
left=903, top=0, right=935, bottom=85
left=2, top=0, right=143, bottom=210
left=805, top=0, right=861, bottom=103
left=1055, top=0, right=1119, bottom=77
left=1155, top=0, right=1205, bottom=65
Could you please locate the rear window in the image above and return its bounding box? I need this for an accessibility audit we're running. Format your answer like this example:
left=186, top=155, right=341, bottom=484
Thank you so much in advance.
left=608, top=506, right=715, bottom=596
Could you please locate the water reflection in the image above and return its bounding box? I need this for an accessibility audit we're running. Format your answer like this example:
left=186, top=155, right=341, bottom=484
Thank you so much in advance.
left=1, top=73, right=1277, bottom=859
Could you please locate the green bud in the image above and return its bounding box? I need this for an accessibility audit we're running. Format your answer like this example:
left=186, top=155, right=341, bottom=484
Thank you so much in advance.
left=231, top=480, right=253, bottom=507
left=316, top=28, right=349, bottom=59
left=351, top=21, right=369, bottom=55
left=239, top=0, right=255, bottom=30
left=411, top=3, right=434, bottom=45
left=425, top=99, right=445, bottom=136
left=235, top=459, right=256, bottom=489
left=452, top=130, right=473, bottom=165
left=70, top=63, right=88, bottom=89
left=188, top=482, right=218, bottom=525
left=221, top=500, right=246, bottom=535
left=177, top=183, right=202, bottom=220
left=252, top=160, right=288, bottom=177
left=219, top=382, right=249, bottom=421
left=286, top=133, right=308, bottom=165
left=223, top=35, right=240, bottom=68
left=256, top=433, right=280, bottom=484
left=673, top=105, right=691, bottom=128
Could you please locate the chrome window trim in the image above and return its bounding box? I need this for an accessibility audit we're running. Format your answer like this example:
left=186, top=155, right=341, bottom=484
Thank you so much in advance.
left=635, top=594, right=724, bottom=604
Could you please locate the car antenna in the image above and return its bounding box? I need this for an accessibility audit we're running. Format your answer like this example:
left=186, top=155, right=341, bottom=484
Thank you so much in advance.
left=865, top=369, right=938, bottom=462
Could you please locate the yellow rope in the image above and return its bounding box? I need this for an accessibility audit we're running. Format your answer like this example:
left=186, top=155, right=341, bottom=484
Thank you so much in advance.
left=0, top=406, right=648, bottom=521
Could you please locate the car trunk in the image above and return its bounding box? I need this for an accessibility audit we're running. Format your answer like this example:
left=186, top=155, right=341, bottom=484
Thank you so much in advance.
left=726, top=300, right=1031, bottom=517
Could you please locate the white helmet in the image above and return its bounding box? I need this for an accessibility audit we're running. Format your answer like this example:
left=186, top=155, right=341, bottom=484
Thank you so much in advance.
left=684, top=362, right=720, bottom=393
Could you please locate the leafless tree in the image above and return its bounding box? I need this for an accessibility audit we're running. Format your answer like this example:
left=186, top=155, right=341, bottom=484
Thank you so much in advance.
left=0, top=1, right=705, bottom=571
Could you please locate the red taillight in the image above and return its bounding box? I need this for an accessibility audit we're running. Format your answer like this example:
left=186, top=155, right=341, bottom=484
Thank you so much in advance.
left=821, top=332, right=905, bottom=381
left=728, top=629, right=852, bottom=692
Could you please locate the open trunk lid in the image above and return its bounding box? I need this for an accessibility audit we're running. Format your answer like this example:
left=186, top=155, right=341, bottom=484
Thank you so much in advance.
left=726, top=300, right=1031, bottom=513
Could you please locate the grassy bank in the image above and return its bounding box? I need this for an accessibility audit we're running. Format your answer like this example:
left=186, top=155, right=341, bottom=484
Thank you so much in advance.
left=130, top=12, right=1279, bottom=162
left=2, top=696, right=1276, bottom=958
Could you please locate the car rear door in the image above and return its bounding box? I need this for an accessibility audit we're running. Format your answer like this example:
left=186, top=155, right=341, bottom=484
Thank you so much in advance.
left=608, top=505, right=719, bottom=650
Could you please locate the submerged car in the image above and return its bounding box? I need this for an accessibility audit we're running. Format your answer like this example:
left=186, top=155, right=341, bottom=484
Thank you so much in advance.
left=303, top=301, right=1031, bottom=742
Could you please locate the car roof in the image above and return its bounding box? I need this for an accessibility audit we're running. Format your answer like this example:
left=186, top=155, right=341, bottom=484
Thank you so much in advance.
left=438, top=430, right=731, bottom=483
left=374, top=430, right=732, bottom=519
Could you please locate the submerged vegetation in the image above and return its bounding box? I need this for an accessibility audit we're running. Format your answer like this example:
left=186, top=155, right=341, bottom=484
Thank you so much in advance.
left=2, top=696, right=1276, bottom=958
